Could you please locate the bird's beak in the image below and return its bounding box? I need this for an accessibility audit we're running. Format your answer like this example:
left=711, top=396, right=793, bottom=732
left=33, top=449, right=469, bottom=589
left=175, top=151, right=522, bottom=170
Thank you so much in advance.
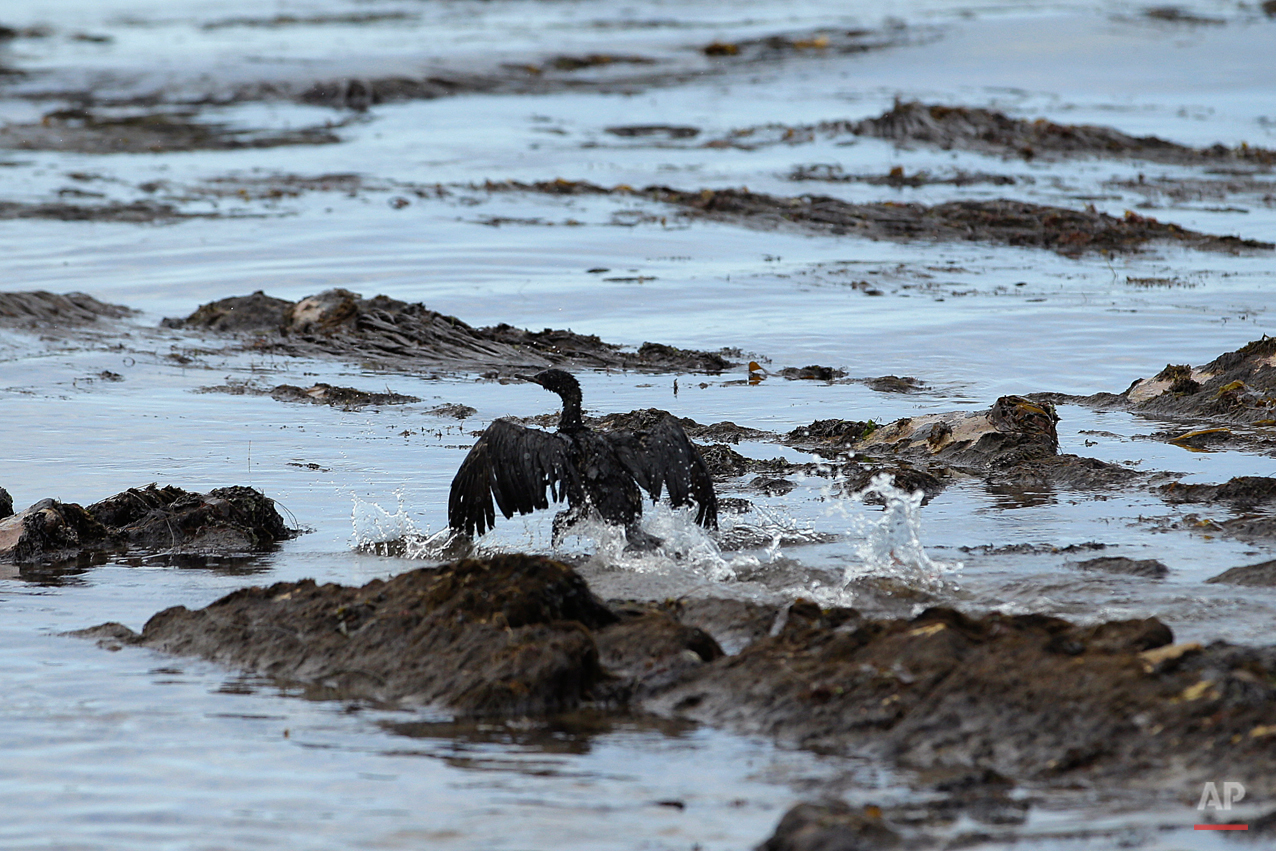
left=514, top=373, right=542, bottom=385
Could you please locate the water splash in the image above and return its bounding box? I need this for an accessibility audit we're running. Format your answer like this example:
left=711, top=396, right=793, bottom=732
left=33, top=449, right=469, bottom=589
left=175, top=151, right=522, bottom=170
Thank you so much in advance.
left=346, top=473, right=956, bottom=606
left=350, top=490, right=421, bottom=551
left=806, top=471, right=962, bottom=606
left=556, top=505, right=742, bottom=582
left=349, top=491, right=461, bottom=560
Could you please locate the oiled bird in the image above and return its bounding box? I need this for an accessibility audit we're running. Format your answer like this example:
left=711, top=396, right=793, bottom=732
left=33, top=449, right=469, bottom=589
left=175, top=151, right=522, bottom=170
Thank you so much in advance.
left=448, top=369, right=717, bottom=549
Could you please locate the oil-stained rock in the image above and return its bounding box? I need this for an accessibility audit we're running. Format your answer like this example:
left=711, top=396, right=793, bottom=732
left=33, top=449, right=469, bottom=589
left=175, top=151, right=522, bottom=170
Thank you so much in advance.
left=1079, top=337, right=1276, bottom=426
left=86, top=484, right=292, bottom=552
left=779, top=365, right=846, bottom=381
left=81, top=564, right=1276, bottom=797
left=0, top=199, right=200, bottom=223
left=0, top=483, right=292, bottom=566
left=164, top=290, right=293, bottom=333
left=197, top=380, right=420, bottom=410
left=788, top=396, right=1134, bottom=495
left=80, top=554, right=618, bottom=714
left=164, top=288, right=736, bottom=373
left=646, top=602, right=1276, bottom=794
left=867, top=375, right=922, bottom=393
left=1206, top=559, right=1276, bottom=586
left=606, top=124, right=699, bottom=139
left=0, top=498, right=117, bottom=565
left=757, top=800, right=901, bottom=851
left=698, top=444, right=799, bottom=479
left=1160, top=476, right=1276, bottom=509
left=1071, top=556, right=1170, bottom=579
left=595, top=604, right=723, bottom=698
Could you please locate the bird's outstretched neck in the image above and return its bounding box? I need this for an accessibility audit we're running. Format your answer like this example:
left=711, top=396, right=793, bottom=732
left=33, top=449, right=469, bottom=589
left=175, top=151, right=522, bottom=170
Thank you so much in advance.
left=520, top=369, right=585, bottom=432
left=557, top=392, right=584, bottom=432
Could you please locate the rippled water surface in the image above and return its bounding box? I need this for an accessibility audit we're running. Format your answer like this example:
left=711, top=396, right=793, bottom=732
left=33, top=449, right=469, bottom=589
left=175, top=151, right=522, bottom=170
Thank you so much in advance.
left=2, top=0, right=1275, bottom=846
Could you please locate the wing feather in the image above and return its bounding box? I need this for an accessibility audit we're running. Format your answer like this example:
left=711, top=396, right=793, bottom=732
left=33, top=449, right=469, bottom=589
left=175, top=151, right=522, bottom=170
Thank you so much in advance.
left=605, top=417, right=718, bottom=529
left=448, top=419, right=574, bottom=536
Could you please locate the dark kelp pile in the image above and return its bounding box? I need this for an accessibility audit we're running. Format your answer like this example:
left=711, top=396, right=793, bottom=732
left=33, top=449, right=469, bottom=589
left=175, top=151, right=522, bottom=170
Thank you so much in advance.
left=0, top=483, right=294, bottom=566
left=75, top=553, right=1276, bottom=845
left=714, top=100, right=1276, bottom=167
left=493, top=179, right=1271, bottom=256
left=0, top=289, right=134, bottom=326
left=162, top=287, right=738, bottom=373
left=0, top=107, right=345, bottom=155
left=196, top=380, right=422, bottom=410
left=852, top=100, right=1276, bottom=165
left=0, top=198, right=206, bottom=223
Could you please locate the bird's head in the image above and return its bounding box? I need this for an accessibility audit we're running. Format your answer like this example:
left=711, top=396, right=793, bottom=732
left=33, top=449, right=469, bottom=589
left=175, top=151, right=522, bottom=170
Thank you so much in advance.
left=519, top=368, right=581, bottom=400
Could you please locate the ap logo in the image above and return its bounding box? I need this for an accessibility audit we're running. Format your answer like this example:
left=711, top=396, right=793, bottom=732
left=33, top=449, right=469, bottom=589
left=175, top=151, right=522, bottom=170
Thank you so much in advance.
left=1198, top=781, right=1246, bottom=811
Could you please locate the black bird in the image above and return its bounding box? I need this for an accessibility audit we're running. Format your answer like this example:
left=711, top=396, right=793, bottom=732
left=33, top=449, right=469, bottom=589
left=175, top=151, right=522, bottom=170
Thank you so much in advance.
left=448, top=369, right=717, bottom=549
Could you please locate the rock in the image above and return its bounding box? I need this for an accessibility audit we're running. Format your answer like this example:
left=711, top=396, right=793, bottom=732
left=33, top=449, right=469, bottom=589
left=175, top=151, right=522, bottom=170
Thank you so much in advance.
left=787, top=396, right=1137, bottom=495
left=672, top=597, right=778, bottom=655
left=846, top=100, right=1273, bottom=167
left=1120, top=338, right=1276, bottom=425
left=161, top=289, right=292, bottom=333
left=0, top=487, right=12, bottom=519
left=867, top=375, right=921, bottom=393
left=779, top=365, right=846, bottom=381
left=596, top=605, right=723, bottom=696
left=749, top=476, right=796, bottom=496
left=74, top=561, right=1276, bottom=797
left=1, top=483, right=293, bottom=565
left=646, top=602, right=1276, bottom=794
left=504, top=180, right=1271, bottom=257
left=0, top=498, right=117, bottom=565
left=1206, top=559, right=1276, bottom=586
left=165, top=288, right=737, bottom=373
left=1072, top=556, right=1170, bottom=579
left=786, top=418, right=877, bottom=445
left=425, top=403, right=477, bottom=419
left=80, top=554, right=617, bottom=714
left=1161, top=476, right=1276, bottom=509
left=757, top=800, right=900, bottom=851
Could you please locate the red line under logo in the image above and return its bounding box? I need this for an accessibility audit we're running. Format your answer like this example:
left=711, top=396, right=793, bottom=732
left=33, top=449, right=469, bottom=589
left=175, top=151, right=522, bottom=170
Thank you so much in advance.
left=1194, top=824, right=1249, bottom=830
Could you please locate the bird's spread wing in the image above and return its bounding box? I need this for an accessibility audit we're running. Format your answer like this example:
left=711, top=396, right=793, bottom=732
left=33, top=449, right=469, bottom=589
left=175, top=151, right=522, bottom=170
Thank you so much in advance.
left=606, top=417, right=718, bottom=529
left=448, top=419, right=575, bottom=536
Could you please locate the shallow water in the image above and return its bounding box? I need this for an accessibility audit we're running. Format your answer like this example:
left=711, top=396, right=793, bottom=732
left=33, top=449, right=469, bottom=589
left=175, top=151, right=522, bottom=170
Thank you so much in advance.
left=2, top=0, right=1275, bottom=846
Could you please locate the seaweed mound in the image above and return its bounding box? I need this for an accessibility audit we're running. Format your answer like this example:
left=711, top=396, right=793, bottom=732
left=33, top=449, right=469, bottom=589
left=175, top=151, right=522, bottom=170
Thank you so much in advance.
left=0, top=483, right=293, bottom=565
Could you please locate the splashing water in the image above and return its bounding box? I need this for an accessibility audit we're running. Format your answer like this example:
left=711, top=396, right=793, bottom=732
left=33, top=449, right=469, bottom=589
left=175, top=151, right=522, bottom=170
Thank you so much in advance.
left=350, top=491, right=461, bottom=560
left=351, top=490, right=422, bottom=552
left=804, top=472, right=962, bottom=606
left=347, top=474, right=956, bottom=607
left=349, top=490, right=755, bottom=581
left=556, top=505, right=742, bottom=582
